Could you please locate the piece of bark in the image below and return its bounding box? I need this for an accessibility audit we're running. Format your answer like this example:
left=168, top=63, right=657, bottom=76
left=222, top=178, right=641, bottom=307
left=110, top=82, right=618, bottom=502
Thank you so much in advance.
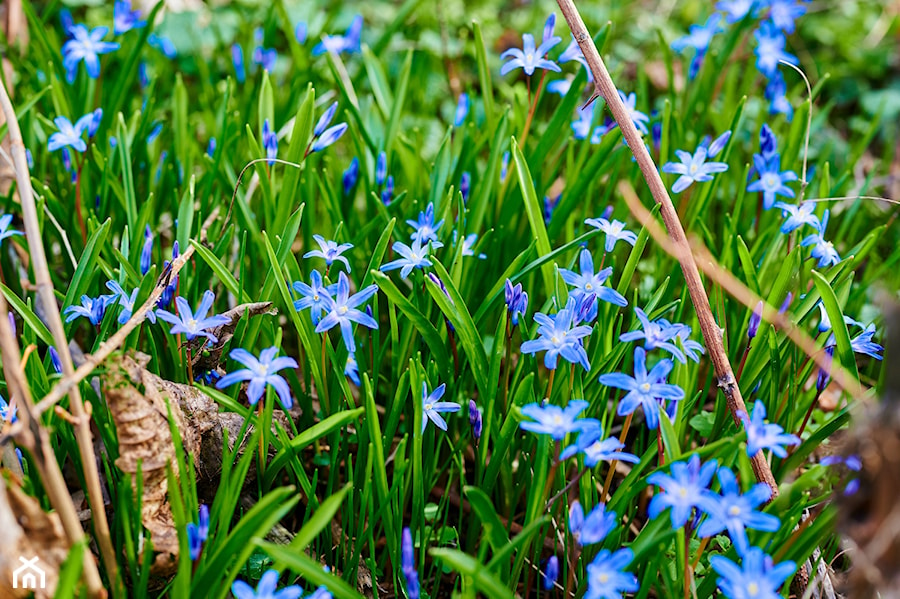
left=190, top=302, right=276, bottom=373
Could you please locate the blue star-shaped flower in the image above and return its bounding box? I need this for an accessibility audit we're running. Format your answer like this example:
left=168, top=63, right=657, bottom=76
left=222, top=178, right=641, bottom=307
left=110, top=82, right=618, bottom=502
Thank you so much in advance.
left=618, top=91, right=650, bottom=135
left=156, top=290, right=230, bottom=344
left=717, top=0, right=758, bottom=23
left=598, top=347, right=685, bottom=430
left=381, top=240, right=441, bottom=279
left=584, top=217, right=637, bottom=253
left=698, top=467, right=780, bottom=554
left=662, top=145, right=729, bottom=193
left=672, top=14, right=723, bottom=54
left=768, top=0, right=807, bottom=34
left=774, top=201, right=819, bottom=233
left=520, top=299, right=593, bottom=371
left=559, top=37, right=592, bottom=81
left=738, top=400, right=800, bottom=458
left=848, top=324, right=884, bottom=361
left=505, top=280, right=528, bottom=326
left=647, top=454, right=718, bottom=528
left=292, top=270, right=337, bottom=325
left=0, top=214, right=23, bottom=245
left=585, top=548, right=639, bottom=599
left=799, top=209, right=840, bottom=267
left=421, top=382, right=461, bottom=432
left=753, top=22, right=797, bottom=78
left=710, top=547, right=796, bottom=599
left=619, top=307, right=689, bottom=363
left=62, top=24, right=120, bottom=83
left=560, top=421, right=639, bottom=467
left=105, top=281, right=156, bottom=325
left=569, top=500, right=618, bottom=546
left=113, top=1, right=145, bottom=35
left=304, top=235, right=353, bottom=272
left=314, top=272, right=378, bottom=353
left=231, top=570, right=302, bottom=599
left=560, top=248, right=628, bottom=309
left=63, top=294, right=114, bottom=326
left=747, top=153, right=798, bottom=210
left=500, top=33, right=562, bottom=76
left=312, top=15, right=363, bottom=56
left=520, top=399, right=590, bottom=440
left=48, top=114, right=97, bottom=153
left=407, top=202, right=444, bottom=244
left=216, top=347, right=298, bottom=409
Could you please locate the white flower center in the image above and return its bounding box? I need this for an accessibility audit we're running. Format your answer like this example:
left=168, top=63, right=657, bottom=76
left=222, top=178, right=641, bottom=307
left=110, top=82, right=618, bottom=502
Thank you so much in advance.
left=599, top=573, right=609, bottom=584
left=339, top=306, right=348, bottom=315
left=526, top=53, right=534, bottom=63
left=640, top=382, right=651, bottom=393
left=689, top=164, right=698, bottom=174
left=313, top=294, right=320, bottom=301
left=728, top=505, right=741, bottom=516
left=765, top=174, right=778, bottom=188
left=747, top=582, right=759, bottom=596
left=424, top=403, right=433, bottom=411
left=585, top=283, right=594, bottom=291
left=259, top=365, right=268, bottom=376
left=187, top=318, right=198, bottom=330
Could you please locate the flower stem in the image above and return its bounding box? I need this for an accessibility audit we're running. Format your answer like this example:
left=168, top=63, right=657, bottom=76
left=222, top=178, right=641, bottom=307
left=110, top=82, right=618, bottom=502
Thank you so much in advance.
left=257, top=399, right=265, bottom=480
left=545, top=367, right=556, bottom=401
left=321, top=334, right=330, bottom=414
left=795, top=389, right=823, bottom=443
left=657, top=426, right=665, bottom=468
left=601, top=411, right=633, bottom=501
left=735, top=339, right=751, bottom=383
left=501, top=314, right=513, bottom=414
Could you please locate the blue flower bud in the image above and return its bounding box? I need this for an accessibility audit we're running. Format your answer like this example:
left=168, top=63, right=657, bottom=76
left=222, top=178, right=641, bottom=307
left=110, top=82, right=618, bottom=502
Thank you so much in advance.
left=87, top=108, right=103, bottom=138
left=314, top=102, right=338, bottom=138
left=207, top=137, right=216, bottom=157
left=468, top=400, right=482, bottom=440
left=748, top=300, right=763, bottom=339
left=454, top=93, right=469, bottom=127
left=343, top=157, right=359, bottom=195
left=8, top=312, right=15, bottom=337
left=381, top=175, right=394, bottom=205
left=139, top=61, right=149, bottom=87
left=310, top=123, right=348, bottom=153
left=460, top=172, right=470, bottom=202
left=543, top=13, right=556, bottom=43
left=376, top=152, right=387, bottom=187
left=500, top=151, right=510, bottom=182
left=295, top=22, right=307, bottom=44
left=543, top=556, right=559, bottom=590
left=401, top=528, right=415, bottom=574
left=25, top=148, right=34, bottom=169
left=140, top=225, right=153, bottom=275
left=231, top=44, right=245, bottom=83
left=779, top=292, right=792, bottom=314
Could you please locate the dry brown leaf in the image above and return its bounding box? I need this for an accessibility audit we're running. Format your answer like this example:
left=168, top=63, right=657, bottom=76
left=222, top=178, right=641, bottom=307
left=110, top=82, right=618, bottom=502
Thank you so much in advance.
left=0, top=481, right=69, bottom=599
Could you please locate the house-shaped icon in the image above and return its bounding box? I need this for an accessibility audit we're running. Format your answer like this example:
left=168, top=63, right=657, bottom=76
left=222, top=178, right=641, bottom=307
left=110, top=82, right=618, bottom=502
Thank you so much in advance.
left=13, top=556, right=45, bottom=590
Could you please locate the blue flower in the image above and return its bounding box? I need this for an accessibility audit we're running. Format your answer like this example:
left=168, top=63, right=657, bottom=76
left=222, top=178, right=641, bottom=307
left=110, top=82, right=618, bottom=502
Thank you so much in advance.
left=505, top=280, right=528, bottom=326
left=799, top=209, right=840, bottom=267
left=314, top=272, right=378, bottom=353
left=48, top=114, right=96, bottom=153
left=748, top=301, right=764, bottom=339
left=765, top=71, right=793, bottom=120
left=407, top=203, right=444, bottom=244
left=216, top=347, right=298, bottom=409
left=421, top=383, right=461, bottom=432
left=569, top=500, right=618, bottom=546
left=572, top=103, right=594, bottom=140
left=310, top=112, right=348, bottom=153
left=543, top=13, right=556, bottom=41
left=253, top=45, right=277, bottom=72
left=186, top=504, right=209, bottom=561
left=380, top=240, right=441, bottom=279
left=584, top=217, right=637, bottom=253
left=401, top=528, right=420, bottom=599
left=559, top=38, right=592, bottom=81
left=767, top=0, right=807, bottom=34
left=140, top=225, right=153, bottom=274
left=304, top=235, right=353, bottom=272
left=454, top=93, right=469, bottom=127
left=500, top=151, right=510, bottom=182
left=848, top=324, right=884, bottom=361
left=0, top=214, right=23, bottom=245
left=232, top=44, right=246, bottom=83
left=113, top=1, right=145, bottom=35
left=520, top=399, right=590, bottom=440
left=754, top=22, right=797, bottom=78
left=148, top=34, right=176, bottom=58
left=49, top=347, right=63, bottom=374
left=344, top=353, right=360, bottom=386
left=717, top=0, right=758, bottom=23
left=64, top=294, right=113, bottom=326
left=520, top=300, right=593, bottom=371
left=759, top=123, right=779, bottom=160
left=381, top=176, right=394, bottom=205
left=62, top=25, right=119, bottom=82
left=738, top=400, right=800, bottom=458
left=1, top=395, right=17, bottom=423
left=647, top=454, right=718, bottom=528
left=599, top=347, right=684, bottom=430
left=232, top=570, right=302, bottom=599
left=746, top=153, right=797, bottom=209
left=500, top=33, right=562, bottom=76
left=461, top=233, right=485, bottom=259
left=560, top=422, right=639, bottom=467
left=544, top=193, right=561, bottom=224
left=543, top=556, right=559, bottom=590
left=585, top=548, right=639, bottom=599
left=262, top=119, right=278, bottom=166
left=469, top=400, right=483, bottom=439
left=156, top=290, right=230, bottom=344
left=672, top=14, right=723, bottom=55
left=560, top=248, right=628, bottom=308
left=698, top=467, right=780, bottom=554
left=662, top=145, right=729, bottom=193
left=294, top=22, right=308, bottom=44
left=343, top=157, right=359, bottom=195
left=105, top=281, right=156, bottom=324
left=460, top=172, right=471, bottom=202
left=158, top=242, right=179, bottom=309
left=312, top=15, right=363, bottom=55
left=619, top=307, right=689, bottom=363
left=618, top=91, right=650, bottom=135
left=547, top=78, right=573, bottom=96
left=774, top=201, right=819, bottom=233
left=710, top=547, right=795, bottom=599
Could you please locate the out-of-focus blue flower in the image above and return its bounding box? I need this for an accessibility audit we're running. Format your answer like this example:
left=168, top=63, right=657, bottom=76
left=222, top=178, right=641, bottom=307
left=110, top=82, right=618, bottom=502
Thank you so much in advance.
left=543, top=556, right=559, bottom=591
left=232, top=570, right=302, bottom=599
left=521, top=300, right=593, bottom=371
left=547, top=78, right=573, bottom=96
left=0, top=395, right=17, bottom=423
left=618, top=91, right=650, bottom=135
left=460, top=172, right=471, bottom=202
left=59, top=9, right=75, bottom=36
left=754, top=22, right=797, bottom=78
left=309, top=107, right=347, bottom=153
left=407, top=202, right=444, bottom=244
left=140, top=225, right=153, bottom=275
left=584, top=217, right=637, bottom=253
left=381, top=240, right=440, bottom=279
left=698, top=467, right=780, bottom=554
left=468, top=399, right=483, bottom=439
left=304, top=235, right=353, bottom=272
left=500, top=151, right=510, bottom=182
left=765, top=71, right=793, bottom=119
left=0, top=214, right=23, bottom=245
left=207, top=137, right=216, bottom=158
left=62, top=25, right=120, bottom=83
left=572, top=103, right=594, bottom=140
left=381, top=175, right=394, bottom=205
left=767, top=0, right=807, bottom=34
left=585, top=548, right=639, bottom=599
left=106, top=281, right=156, bottom=325
left=662, top=145, right=729, bottom=193
left=847, top=324, right=884, bottom=361
left=375, top=152, right=387, bottom=187
left=186, top=504, right=209, bottom=561
left=343, top=157, right=359, bottom=195
left=454, top=93, right=469, bottom=127
left=759, top=123, right=779, bottom=160
left=312, top=15, right=363, bottom=55
left=84, top=108, right=103, bottom=138
left=560, top=248, right=628, bottom=308
left=520, top=399, right=590, bottom=440
left=64, top=294, right=113, bottom=326
left=500, top=33, right=562, bottom=76
left=401, top=528, right=419, bottom=599
left=710, top=547, right=795, bottom=599
left=48, top=114, right=97, bottom=153
left=560, top=421, right=639, bottom=467
left=505, top=280, right=528, bottom=326
left=421, top=382, right=460, bottom=432
left=295, top=22, right=307, bottom=44
left=344, top=353, right=360, bottom=386
left=232, top=44, right=246, bottom=83
left=619, top=307, right=689, bottom=363
left=718, top=0, right=758, bottom=23
left=156, top=290, right=230, bottom=344
left=147, top=33, right=175, bottom=58
left=216, top=347, right=298, bottom=409
left=559, top=38, right=592, bottom=81
left=799, top=209, right=840, bottom=268
left=570, top=500, right=617, bottom=546
left=543, top=13, right=556, bottom=42
left=738, top=400, right=800, bottom=458
left=49, top=347, right=63, bottom=374
left=774, top=201, right=819, bottom=233
left=599, top=347, right=685, bottom=430
left=262, top=119, right=277, bottom=166
left=672, top=14, right=723, bottom=55
left=543, top=193, right=561, bottom=224
left=314, top=272, right=378, bottom=353
left=114, top=1, right=145, bottom=35
left=822, top=453, right=861, bottom=495
left=648, top=454, right=718, bottom=528
left=461, top=233, right=485, bottom=259
left=147, top=123, right=163, bottom=144
left=138, top=61, right=149, bottom=87
left=747, top=153, right=797, bottom=209
left=748, top=301, right=763, bottom=339
left=292, top=270, right=337, bottom=325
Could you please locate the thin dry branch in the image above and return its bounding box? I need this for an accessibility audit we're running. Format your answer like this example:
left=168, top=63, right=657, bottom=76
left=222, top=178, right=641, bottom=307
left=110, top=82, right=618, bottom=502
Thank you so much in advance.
left=0, top=76, right=119, bottom=591
left=555, top=0, right=778, bottom=493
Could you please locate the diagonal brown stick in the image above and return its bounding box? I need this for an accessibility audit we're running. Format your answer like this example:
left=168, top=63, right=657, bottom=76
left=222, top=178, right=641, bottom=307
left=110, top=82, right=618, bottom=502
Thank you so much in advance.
left=0, top=77, right=120, bottom=591
left=555, top=0, right=778, bottom=494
